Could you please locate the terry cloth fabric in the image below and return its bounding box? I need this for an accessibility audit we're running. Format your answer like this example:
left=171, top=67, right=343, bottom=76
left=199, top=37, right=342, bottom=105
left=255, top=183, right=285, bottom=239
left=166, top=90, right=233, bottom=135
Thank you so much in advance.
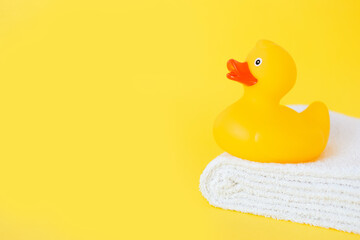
left=200, top=105, right=360, bottom=234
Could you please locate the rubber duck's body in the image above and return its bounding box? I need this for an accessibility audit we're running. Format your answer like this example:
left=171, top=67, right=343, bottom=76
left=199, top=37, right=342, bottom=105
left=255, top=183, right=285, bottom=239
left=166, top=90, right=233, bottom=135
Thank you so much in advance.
left=214, top=40, right=330, bottom=163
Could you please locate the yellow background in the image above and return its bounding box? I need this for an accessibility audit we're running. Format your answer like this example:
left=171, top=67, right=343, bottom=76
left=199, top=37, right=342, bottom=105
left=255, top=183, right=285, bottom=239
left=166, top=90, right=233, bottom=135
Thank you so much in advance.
left=0, top=0, right=359, bottom=239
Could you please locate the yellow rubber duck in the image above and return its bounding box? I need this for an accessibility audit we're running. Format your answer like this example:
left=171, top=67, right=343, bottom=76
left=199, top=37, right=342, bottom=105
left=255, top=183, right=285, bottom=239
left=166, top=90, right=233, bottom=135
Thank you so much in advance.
left=214, top=40, right=330, bottom=163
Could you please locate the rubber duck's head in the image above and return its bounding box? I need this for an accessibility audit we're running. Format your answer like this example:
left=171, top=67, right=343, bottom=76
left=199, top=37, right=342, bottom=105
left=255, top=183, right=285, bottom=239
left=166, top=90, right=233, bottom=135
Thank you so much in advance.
left=227, top=40, right=296, bottom=101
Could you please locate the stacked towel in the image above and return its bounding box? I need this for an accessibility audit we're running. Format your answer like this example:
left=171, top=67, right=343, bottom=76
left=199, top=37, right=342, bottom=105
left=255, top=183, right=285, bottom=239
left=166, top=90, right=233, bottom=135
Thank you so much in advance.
left=200, top=105, right=360, bottom=234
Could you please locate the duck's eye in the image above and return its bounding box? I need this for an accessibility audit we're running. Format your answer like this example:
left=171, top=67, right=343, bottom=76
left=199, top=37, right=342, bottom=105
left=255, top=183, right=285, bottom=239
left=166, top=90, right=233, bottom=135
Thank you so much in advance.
left=254, top=58, right=262, bottom=66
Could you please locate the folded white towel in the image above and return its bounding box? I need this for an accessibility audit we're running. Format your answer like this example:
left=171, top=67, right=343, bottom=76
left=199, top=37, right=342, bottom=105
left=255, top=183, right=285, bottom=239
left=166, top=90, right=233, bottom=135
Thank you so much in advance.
left=200, top=105, right=360, bottom=234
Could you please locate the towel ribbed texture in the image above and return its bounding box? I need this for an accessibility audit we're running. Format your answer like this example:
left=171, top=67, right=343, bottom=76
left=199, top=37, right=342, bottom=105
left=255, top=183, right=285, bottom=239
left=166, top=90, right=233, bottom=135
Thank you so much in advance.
left=200, top=105, right=360, bottom=233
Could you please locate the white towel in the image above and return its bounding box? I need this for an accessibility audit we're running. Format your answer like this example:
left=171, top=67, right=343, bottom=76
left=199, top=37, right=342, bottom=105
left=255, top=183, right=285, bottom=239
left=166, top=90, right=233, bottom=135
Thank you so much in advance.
left=200, top=105, right=360, bottom=234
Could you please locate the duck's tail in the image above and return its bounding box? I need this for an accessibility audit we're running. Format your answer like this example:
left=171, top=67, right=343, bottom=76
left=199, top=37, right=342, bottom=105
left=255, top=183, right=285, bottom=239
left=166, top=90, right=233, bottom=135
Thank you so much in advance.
left=301, top=101, right=330, bottom=141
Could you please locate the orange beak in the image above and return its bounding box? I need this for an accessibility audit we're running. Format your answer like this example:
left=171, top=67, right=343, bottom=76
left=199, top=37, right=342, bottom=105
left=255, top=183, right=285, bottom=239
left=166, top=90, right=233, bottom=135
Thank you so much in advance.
left=226, top=59, right=257, bottom=86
